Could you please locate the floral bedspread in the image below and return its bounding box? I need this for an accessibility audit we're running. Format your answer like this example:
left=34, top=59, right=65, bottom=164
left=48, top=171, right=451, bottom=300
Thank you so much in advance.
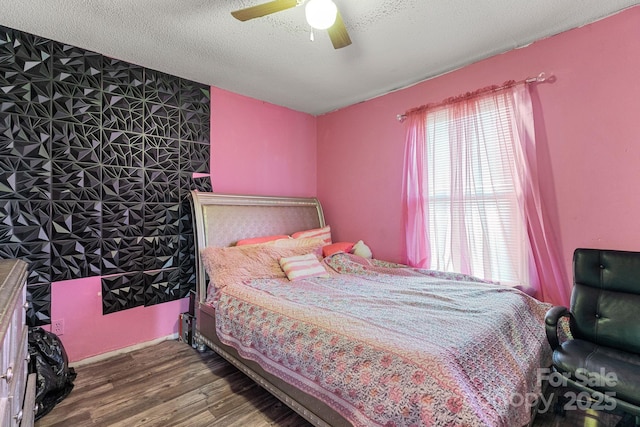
left=213, top=253, right=552, bottom=427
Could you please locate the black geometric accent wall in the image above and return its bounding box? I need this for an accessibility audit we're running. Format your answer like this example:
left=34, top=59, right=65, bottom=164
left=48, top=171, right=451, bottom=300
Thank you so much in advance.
left=0, top=26, right=212, bottom=324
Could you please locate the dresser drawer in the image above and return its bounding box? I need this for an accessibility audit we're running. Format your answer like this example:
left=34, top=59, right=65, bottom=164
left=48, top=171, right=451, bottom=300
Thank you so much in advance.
left=7, top=326, right=29, bottom=426
left=0, top=260, right=29, bottom=427
left=0, top=327, right=11, bottom=398
left=1, top=300, right=24, bottom=406
left=0, top=398, right=10, bottom=427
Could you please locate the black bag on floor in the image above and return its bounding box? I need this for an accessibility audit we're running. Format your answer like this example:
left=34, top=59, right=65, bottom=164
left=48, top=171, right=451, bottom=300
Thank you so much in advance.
left=28, top=327, right=77, bottom=421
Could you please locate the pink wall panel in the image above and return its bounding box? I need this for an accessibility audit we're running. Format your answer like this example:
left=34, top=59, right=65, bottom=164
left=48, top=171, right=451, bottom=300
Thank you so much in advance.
left=50, top=276, right=189, bottom=362
left=317, top=6, right=640, bottom=294
left=210, top=87, right=317, bottom=197
left=316, top=98, right=408, bottom=263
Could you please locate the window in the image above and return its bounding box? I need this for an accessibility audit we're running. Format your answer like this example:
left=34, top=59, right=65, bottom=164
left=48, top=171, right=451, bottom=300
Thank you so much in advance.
left=403, top=82, right=569, bottom=304
left=422, top=96, right=528, bottom=285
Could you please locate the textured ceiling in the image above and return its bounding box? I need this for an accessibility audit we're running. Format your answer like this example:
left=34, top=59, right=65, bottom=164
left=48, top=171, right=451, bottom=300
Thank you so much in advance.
left=0, top=0, right=638, bottom=115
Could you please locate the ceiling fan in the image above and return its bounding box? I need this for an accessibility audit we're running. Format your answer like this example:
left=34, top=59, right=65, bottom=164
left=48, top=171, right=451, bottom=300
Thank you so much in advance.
left=231, top=0, right=352, bottom=49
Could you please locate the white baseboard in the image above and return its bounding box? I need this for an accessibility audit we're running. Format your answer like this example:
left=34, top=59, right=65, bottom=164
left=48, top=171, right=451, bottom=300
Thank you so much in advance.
left=70, top=333, right=179, bottom=368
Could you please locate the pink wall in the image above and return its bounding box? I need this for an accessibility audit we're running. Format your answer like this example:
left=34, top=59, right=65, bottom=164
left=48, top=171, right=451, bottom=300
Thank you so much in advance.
left=317, top=6, right=640, bottom=299
left=50, top=277, right=189, bottom=362
left=210, top=87, right=317, bottom=196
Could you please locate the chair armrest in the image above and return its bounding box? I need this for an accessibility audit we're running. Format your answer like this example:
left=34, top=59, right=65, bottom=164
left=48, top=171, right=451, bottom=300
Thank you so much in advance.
left=545, top=306, right=570, bottom=350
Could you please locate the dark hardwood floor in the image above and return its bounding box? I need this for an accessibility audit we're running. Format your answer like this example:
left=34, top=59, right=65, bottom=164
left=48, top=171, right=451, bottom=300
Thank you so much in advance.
left=36, top=340, right=310, bottom=427
left=35, top=339, right=630, bottom=427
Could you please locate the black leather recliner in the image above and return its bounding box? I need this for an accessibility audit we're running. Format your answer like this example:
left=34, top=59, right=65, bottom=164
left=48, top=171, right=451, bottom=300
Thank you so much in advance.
left=545, top=248, right=640, bottom=423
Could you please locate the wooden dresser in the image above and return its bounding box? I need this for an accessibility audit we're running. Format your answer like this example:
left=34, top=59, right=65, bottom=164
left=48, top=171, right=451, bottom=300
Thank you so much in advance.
left=0, top=260, right=36, bottom=426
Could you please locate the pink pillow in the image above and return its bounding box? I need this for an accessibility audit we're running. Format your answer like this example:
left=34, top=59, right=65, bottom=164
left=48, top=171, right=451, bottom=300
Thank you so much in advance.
left=236, top=234, right=290, bottom=246
left=323, top=242, right=354, bottom=257
left=292, top=225, right=332, bottom=244
left=270, top=237, right=325, bottom=258
left=200, top=240, right=325, bottom=297
left=280, top=253, right=330, bottom=281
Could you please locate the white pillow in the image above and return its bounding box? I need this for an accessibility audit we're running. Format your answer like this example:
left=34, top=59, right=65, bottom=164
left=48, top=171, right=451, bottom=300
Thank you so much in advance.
left=280, top=253, right=330, bottom=281
left=351, top=240, right=373, bottom=259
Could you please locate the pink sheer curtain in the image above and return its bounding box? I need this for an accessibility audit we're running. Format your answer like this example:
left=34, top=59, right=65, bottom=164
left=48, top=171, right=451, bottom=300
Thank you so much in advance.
left=401, top=113, right=430, bottom=268
left=510, top=84, right=569, bottom=306
left=402, top=82, right=570, bottom=306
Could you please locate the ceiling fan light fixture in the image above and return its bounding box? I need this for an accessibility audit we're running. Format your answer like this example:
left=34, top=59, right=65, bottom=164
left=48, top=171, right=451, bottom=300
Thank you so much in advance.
left=305, top=0, right=337, bottom=30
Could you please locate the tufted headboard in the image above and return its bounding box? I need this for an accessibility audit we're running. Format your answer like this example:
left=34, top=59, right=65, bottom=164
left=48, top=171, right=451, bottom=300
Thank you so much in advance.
left=189, top=192, right=325, bottom=304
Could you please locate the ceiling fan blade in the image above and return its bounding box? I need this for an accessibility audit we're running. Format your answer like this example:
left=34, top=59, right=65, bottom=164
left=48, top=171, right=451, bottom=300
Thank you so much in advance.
left=327, top=10, right=351, bottom=49
left=231, top=0, right=299, bottom=21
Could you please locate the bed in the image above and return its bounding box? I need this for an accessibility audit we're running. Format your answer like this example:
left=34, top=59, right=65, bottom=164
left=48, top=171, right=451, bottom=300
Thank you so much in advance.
left=189, top=191, right=552, bottom=427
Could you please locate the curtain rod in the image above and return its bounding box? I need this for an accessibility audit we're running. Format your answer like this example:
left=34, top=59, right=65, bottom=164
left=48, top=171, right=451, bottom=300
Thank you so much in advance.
left=396, top=72, right=548, bottom=123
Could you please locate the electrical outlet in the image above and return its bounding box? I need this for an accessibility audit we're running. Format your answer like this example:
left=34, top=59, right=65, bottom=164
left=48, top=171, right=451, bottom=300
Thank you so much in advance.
left=52, top=319, right=64, bottom=336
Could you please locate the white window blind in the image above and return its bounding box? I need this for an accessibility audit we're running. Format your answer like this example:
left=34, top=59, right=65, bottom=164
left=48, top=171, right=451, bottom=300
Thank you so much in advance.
left=424, top=96, right=528, bottom=285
